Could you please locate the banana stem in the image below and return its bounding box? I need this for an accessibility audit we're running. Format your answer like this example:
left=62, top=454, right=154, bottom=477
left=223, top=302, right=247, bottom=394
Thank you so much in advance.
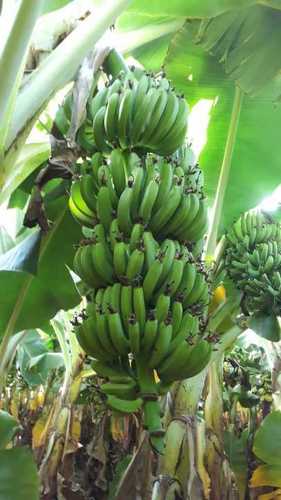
left=103, top=48, right=129, bottom=78
left=0, top=0, right=44, bottom=156
left=205, top=86, right=243, bottom=260
left=136, top=357, right=164, bottom=454
left=207, top=294, right=241, bottom=332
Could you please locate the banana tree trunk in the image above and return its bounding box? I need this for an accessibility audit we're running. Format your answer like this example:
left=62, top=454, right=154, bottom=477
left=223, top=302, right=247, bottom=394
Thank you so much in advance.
left=153, top=371, right=208, bottom=499
left=205, top=357, right=241, bottom=500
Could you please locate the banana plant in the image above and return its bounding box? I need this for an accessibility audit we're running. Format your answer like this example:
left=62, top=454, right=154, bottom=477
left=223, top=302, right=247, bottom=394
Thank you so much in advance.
left=1, top=0, right=281, bottom=498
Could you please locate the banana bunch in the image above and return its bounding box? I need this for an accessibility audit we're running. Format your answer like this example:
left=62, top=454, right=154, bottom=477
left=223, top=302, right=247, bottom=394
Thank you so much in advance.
left=73, top=281, right=211, bottom=452
left=67, top=64, right=211, bottom=453
left=78, top=69, right=189, bottom=156
left=75, top=283, right=206, bottom=366
left=222, top=211, right=281, bottom=314
left=69, top=149, right=207, bottom=244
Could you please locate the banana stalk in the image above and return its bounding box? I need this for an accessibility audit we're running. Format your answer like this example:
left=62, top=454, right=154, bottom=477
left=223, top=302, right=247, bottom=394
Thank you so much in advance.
left=135, top=357, right=164, bottom=454
left=204, top=358, right=234, bottom=500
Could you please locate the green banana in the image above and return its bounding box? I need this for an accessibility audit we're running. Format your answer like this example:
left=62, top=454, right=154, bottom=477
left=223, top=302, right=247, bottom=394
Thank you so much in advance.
left=150, top=91, right=179, bottom=146
left=171, top=301, right=183, bottom=338
left=178, top=200, right=208, bottom=242
left=177, top=262, right=197, bottom=302
left=121, top=285, right=133, bottom=334
left=159, top=340, right=211, bottom=382
left=131, top=88, right=158, bottom=144
left=117, top=87, right=134, bottom=149
left=130, top=165, right=145, bottom=219
left=117, top=185, right=133, bottom=236
left=150, top=184, right=183, bottom=235
left=173, top=194, right=200, bottom=239
left=109, top=282, right=122, bottom=313
left=107, top=395, right=143, bottom=414
left=104, top=92, right=120, bottom=146
left=70, top=181, right=95, bottom=218
left=110, top=149, right=127, bottom=196
left=155, top=257, right=184, bottom=299
left=153, top=161, right=174, bottom=213
left=91, top=242, right=115, bottom=285
left=132, top=73, right=151, bottom=114
left=101, top=381, right=137, bottom=400
left=183, top=273, right=208, bottom=307
left=155, top=293, right=170, bottom=322
left=97, top=185, right=114, bottom=231
left=142, top=316, right=159, bottom=353
left=143, top=257, right=164, bottom=302
left=169, top=312, right=196, bottom=352
left=139, top=177, right=159, bottom=225
left=107, top=310, right=130, bottom=355
left=148, top=321, right=173, bottom=368
left=113, top=241, right=128, bottom=279
left=126, top=248, right=145, bottom=282
left=133, top=286, right=146, bottom=331
left=141, top=89, right=168, bottom=145
left=143, top=231, right=159, bottom=270
left=80, top=175, right=97, bottom=213
left=154, top=97, right=188, bottom=155
left=91, top=359, right=131, bottom=380
left=160, top=194, right=191, bottom=238
left=92, top=105, right=111, bottom=154
left=80, top=245, right=105, bottom=289
left=137, top=87, right=164, bottom=144
left=109, top=218, right=122, bottom=250
left=90, top=86, right=109, bottom=120
left=96, top=308, right=118, bottom=356
left=129, top=223, right=144, bottom=251
left=128, top=316, right=141, bottom=355
left=156, top=240, right=177, bottom=288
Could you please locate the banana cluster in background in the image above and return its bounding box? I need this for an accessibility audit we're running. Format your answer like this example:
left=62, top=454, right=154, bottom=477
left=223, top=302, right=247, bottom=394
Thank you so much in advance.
left=66, top=63, right=212, bottom=453
left=221, top=211, right=281, bottom=315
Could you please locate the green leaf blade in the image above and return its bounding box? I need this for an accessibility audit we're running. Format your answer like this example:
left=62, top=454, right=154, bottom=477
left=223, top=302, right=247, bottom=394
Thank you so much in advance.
left=248, top=313, right=281, bottom=342
left=165, top=22, right=281, bottom=231
left=0, top=411, right=19, bottom=449
left=0, top=231, right=41, bottom=275
left=0, top=199, right=81, bottom=339
left=0, top=448, right=39, bottom=500
left=253, top=411, right=281, bottom=465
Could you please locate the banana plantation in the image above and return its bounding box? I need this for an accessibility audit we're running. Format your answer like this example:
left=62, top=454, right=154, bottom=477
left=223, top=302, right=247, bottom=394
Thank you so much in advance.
left=1, top=1, right=281, bottom=499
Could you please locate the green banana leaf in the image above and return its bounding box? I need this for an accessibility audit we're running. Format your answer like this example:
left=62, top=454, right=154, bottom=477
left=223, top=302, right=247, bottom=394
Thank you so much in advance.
left=130, top=34, right=173, bottom=71
left=253, top=411, right=281, bottom=465
left=0, top=411, right=19, bottom=449
left=124, top=0, right=256, bottom=18
left=0, top=142, right=50, bottom=205
left=17, top=330, right=64, bottom=386
left=186, top=6, right=281, bottom=96
left=0, top=197, right=80, bottom=339
left=0, top=230, right=41, bottom=275
left=42, top=0, right=74, bottom=14
left=0, top=226, right=14, bottom=254
left=0, top=448, right=39, bottom=500
left=248, top=313, right=281, bottom=342
left=224, top=429, right=248, bottom=500
left=164, top=24, right=281, bottom=231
